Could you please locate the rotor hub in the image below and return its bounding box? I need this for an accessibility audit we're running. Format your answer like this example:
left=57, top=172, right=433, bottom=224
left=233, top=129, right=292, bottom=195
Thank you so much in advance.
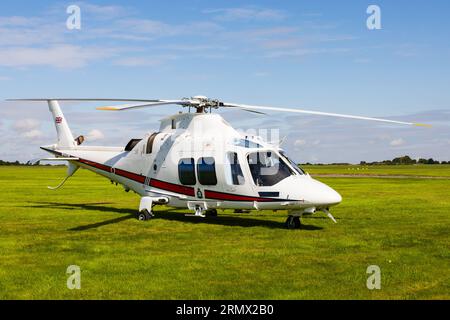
left=183, top=96, right=224, bottom=113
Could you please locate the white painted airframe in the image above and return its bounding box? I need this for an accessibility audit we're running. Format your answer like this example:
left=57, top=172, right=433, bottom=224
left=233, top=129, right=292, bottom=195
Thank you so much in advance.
left=8, top=96, right=428, bottom=229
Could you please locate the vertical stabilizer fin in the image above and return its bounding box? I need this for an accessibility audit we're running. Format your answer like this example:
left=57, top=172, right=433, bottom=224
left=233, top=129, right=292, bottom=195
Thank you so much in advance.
left=48, top=100, right=75, bottom=149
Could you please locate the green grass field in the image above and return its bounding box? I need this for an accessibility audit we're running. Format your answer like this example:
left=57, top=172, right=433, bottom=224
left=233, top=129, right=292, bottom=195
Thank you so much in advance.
left=0, top=165, right=449, bottom=300
left=303, top=164, right=450, bottom=177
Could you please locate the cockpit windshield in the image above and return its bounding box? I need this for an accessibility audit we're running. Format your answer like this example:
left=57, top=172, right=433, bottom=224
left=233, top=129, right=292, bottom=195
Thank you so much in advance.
left=247, top=151, right=294, bottom=186
left=279, top=151, right=305, bottom=175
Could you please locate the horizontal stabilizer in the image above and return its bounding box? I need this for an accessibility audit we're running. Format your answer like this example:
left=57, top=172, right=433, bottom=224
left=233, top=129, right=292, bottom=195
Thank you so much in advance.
left=39, top=158, right=79, bottom=162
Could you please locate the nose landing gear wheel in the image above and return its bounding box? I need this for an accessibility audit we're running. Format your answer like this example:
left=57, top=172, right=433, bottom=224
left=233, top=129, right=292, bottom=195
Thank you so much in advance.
left=137, top=209, right=154, bottom=221
left=285, top=215, right=301, bottom=229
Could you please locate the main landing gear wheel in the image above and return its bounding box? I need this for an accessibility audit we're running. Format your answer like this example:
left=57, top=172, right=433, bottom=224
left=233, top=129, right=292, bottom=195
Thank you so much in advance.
left=285, top=215, right=301, bottom=229
left=137, top=209, right=154, bottom=221
left=206, top=209, right=218, bottom=217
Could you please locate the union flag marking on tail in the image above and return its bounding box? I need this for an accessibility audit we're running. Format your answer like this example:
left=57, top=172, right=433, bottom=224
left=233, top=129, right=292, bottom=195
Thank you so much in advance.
left=55, top=117, right=63, bottom=124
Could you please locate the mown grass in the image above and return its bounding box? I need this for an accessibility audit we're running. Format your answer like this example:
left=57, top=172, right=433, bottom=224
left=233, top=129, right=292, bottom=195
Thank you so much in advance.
left=0, top=166, right=448, bottom=300
left=303, top=164, right=450, bottom=177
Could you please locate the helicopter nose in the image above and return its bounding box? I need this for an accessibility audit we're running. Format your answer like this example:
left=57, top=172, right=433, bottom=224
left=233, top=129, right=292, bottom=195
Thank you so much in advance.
left=300, top=178, right=342, bottom=207
left=320, top=185, right=342, bottom=206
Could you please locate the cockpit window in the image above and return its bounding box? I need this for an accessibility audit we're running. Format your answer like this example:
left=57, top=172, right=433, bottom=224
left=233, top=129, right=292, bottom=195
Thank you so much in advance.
left=247, top=151, right=294, bottom=186
left=279, top=151, right=305, bottom=175
left=233, top=139, right=262, bottom=149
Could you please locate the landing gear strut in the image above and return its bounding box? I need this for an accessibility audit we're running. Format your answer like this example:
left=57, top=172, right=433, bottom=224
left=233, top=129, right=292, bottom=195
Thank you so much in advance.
left=285, top=215, right=301, bottom=229
left=137, top=196, right=155, bottom=221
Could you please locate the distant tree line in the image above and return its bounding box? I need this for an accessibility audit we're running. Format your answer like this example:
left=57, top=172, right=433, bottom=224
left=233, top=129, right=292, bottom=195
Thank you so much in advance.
left=300, top=155, right=448, bottom=166
left=360, top=155, right=447, bottom=165
left=1, top=155, right=448, bottom=166
left=0, top=160, right=53, bottom=166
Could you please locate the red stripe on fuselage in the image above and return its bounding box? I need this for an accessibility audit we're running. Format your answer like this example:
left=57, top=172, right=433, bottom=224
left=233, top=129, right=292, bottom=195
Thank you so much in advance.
left=115, top=168, right=145, bottom=184
left=69, top=155, right=286, bottom=202
left=204, top=190, right=277, bottom=202
left=79, top=159, right=111, bottom=172
left=149, top=179, right=195, bottom=197
left=78, top=158, right=146, bottom=184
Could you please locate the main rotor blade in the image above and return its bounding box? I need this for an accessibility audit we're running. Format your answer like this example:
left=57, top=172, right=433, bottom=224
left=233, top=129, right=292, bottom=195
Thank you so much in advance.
left=96, top=100, right=190, bottom=111
left=234, top=108, right=267, bottom=115
left=7, top=98, right=162, bottom=103
left=223, top=103, right=431, bottom=127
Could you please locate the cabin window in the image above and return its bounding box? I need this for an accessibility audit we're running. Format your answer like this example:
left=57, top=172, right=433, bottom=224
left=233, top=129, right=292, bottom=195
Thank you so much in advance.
left=178, top=158, right=196, bottom=185
left=225, top=152, right=245, bottom=185
left=247, top=151, right=293, bottom=186
left=146, top=132, right=159, bottom=154
left=197, top=157, right=217, bottom=186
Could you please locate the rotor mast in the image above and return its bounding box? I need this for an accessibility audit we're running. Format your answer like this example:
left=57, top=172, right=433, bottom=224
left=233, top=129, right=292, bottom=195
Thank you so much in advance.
left=185, top=95, right=222, bottom=113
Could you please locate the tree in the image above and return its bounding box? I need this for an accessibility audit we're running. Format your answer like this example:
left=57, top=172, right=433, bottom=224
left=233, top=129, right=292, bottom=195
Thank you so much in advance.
left=392, top=155, right=416, bottom=165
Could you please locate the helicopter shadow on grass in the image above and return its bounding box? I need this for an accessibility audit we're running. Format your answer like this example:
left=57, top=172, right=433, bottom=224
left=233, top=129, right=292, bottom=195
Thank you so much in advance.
left=24, top=202, right=135, bottom=231
left=155, top=209, right=324, bottom=231
left=25, top=202, right=323, bottom=231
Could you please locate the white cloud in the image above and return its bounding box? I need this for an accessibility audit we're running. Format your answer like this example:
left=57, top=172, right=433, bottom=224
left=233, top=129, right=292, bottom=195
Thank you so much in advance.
left=223, top=27, right=298, bottom=39
left=22, top=129, right=44, bottom=139
left=266, top=47, right=351, bottom=58
left=80, top=3, right=131, bottom=19
left=0, top=16, right=41, bottom=27
left=0, top=4, right=349, bottom=71
left=294, top=139, right=320, bottom=148
left=204, top=7, right=286, bottom=21
left=0, top=45, right=116, bottom=69
left=12, top=118, right=45, bottom=140
left=116, top=19, right=222, bottom=38
left=113, top=55, right=176, bottom=67
left=13, top=118, right=40, bottom=132
left=87, top=129, right=105, bottom=141
left=0, top=17, right=63, bottom=47
left=117, top=19, right=176, bottom=37
left=262, top=38, right=302, bottom=49
left=390, top=138, right=405, bottom=147
left=157, top=44, right=228, bottom=52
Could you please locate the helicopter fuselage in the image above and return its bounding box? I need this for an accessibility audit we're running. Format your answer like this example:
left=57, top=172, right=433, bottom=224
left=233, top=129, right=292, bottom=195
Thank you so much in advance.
left=42, top=112, right=342, bottom=215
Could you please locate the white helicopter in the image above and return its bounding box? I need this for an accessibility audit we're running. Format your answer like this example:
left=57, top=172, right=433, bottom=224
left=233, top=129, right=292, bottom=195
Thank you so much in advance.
left=9, top=96, right=428, bottom=229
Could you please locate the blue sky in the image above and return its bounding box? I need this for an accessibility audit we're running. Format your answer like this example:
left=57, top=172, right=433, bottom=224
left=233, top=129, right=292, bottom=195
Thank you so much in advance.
left=0, top=0, right=449, bottom=163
